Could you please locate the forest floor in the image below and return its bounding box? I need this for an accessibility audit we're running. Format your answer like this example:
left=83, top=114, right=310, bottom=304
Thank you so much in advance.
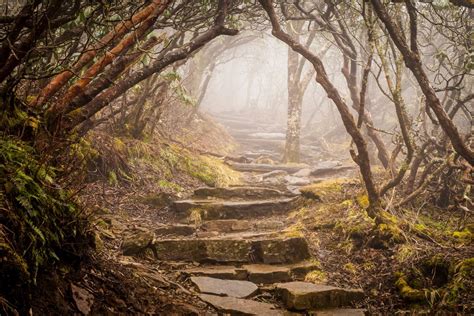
left=29, top=113, right=473, bottom=315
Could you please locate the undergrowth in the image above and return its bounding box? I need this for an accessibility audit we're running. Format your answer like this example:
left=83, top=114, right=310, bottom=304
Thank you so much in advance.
left=0, top=136, right=89, bottom=313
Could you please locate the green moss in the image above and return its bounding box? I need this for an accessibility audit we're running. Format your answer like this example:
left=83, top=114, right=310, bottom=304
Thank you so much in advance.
left=300, top=179, right=345, bottom=201
left=344, top=262, right=357, bottom=274
left=305, top=270, right=328, bottom=283
left=452, top=229, right=472, bottom=242
left=108, top=170, right=118, bottom=186
left=283, top=223, right=304, bottom=238
left=157, top=179, right=183, bottom=192
left=396, top=244, right=416, bottom=263
left=356, top=194, right=370, bottom=209
left=395, top=273, right=426, bottom=302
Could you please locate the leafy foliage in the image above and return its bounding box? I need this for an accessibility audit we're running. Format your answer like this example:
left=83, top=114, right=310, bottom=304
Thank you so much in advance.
left=0, top=136, right=89, bottom=308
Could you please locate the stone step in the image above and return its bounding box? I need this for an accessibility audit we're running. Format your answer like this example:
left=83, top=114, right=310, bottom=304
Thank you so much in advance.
left=172, top=197, right=298, bottom=220
left=191, top=276, right=258, bottom=298
left=151, top=234, right=310, bottom=264
left=199, top=293, right=284, bottom=315
left=274, top=282, right=364, bottom=310
left=199, top=218, right=285, bottom=233
left=227, top=162, right=308, bottom=174
left=182, top=261, right=319, bottom=284
left=310, top=309, right=366, bottom=316
left=193, top=186, right=295, bottom=200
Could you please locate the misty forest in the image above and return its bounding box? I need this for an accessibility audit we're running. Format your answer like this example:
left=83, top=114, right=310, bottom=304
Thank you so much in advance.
left=0, top=0, right=473, bottom=314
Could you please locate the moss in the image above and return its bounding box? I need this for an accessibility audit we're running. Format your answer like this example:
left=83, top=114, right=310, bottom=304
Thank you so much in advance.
left=452, top=229, right=472, bottom=243
left=300, top=178, right=345, bottom=201
left=395, top=273, right=426, bottom=302
left=371, top=210, right=405, bottom=247
left=396, top=244, right=416, bottom=263
left=356, top=194, right=370, bottom=209
left=108, top=170, right=118, bottom=186
left=344, top=262, right=357, bottom=274
left=157, top=179, right=183, bottom=192
left=112, top=137, right=126, bottom=153
left=283, top=223, right=304, bottom=238
left=341, top=199, right=353, bottom=208
left=305, top=270, right=328, bottom=283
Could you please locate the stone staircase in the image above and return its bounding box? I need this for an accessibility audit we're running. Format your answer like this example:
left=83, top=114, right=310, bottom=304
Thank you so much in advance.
left=122, top=185, right=366, bottom=315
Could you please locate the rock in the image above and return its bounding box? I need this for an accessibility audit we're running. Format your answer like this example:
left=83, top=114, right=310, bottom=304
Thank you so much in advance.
left=183, top=266, right=248, bottom=280
left=293, top=168, right=312, bottom=177
left=151, top=236, right=310, bottom=263
left=259, top=237, right=310, bottom=264
left=228, top=162, right=308, bottom=174
left=201, top=219, right=252, bottom=233
left=193, top=186, right=288, bottom=199
left=261, top=170, right=288, bottom=179
left=200, top=294, right=283, bottom=315
left=310, top=309, right=367, bottom=315
left=155, top=224, right=195, bottom=237
left=275, top=282, right=364, bottom=310
left=243, top=264, right=291, bottom=284
left=122, top=231, right=154, bottom=255
left=254, top=220, right=285, bottom=231
left=71, top=283, right=94, bottom=315
left=284, top=176, right=310, bottom=186
left=173, top=198, right=297, bottom=220
left=287, top=261, right=322, bottom=279
left=310, top=161, right=354, bottom=177
left=191, top=276, right=258, bottom=298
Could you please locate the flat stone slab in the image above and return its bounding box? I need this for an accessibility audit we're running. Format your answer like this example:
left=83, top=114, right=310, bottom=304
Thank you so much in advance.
left=191, top=276, right=258, bottom=298
left=243, top=264, right=291, bottom=284
left=200, top=219, right=252, bottom=233
left=152, top=236, right=310, bottom=263
left=183, top=266, right=247, bottom=280
left=200, top=294, right=284, bottom=315
left=284, top=175, right=311, bottom=186
left=173, top=198, right=298, bottom=220
left=310, top=309, right=366, bottom=315
left=228, top=162, right=308, bottom=174
left=193, top=186, right=292, bottom=199
left=275, top=282, right=364, bottom=310
left=154, top=224, right=195, bottom=237
left=243, top=261, right=320, bottom=284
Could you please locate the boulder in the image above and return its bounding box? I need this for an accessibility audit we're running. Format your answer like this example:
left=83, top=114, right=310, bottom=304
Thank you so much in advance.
left=191, top=276, right=258, bottom=298
left=275, top=282, right=364, bottom=310
left=200, top=294, right=284, bottom=315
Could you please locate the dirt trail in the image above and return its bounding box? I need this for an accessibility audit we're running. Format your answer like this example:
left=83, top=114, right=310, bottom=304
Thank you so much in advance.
left=114, top=114, right=365, bottom=314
